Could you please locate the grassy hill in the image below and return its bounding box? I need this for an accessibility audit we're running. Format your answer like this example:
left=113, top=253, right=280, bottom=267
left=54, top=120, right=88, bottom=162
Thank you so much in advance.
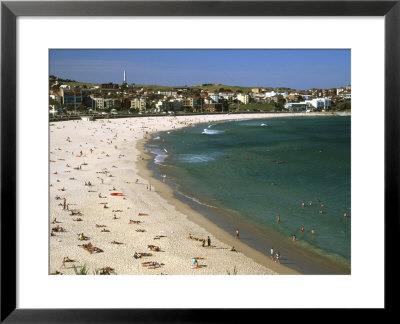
left=50, top=76, right=277, bottom=92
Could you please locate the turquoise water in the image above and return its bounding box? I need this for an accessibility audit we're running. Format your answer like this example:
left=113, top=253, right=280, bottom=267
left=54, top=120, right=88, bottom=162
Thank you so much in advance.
left=147, top=116, right=351, bottom=271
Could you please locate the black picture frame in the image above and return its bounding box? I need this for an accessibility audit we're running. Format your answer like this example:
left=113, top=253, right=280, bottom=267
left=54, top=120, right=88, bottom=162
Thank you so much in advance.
left=1, top=0, right=398, bottom=322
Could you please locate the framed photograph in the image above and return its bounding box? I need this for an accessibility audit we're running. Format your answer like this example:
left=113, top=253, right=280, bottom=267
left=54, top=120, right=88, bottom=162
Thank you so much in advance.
left=1, top=0, right=397, bottom=321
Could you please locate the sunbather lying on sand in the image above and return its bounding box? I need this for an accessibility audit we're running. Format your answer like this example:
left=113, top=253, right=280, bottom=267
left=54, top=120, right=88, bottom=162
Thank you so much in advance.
left=129, top=220, right=142, bottom=224
left=147, top=245, right=160, bottom=252
left=111, top=240, right=123, bottom=245
left=73, top=218, right=83, bottom=222
left=136, top=229, right=146, bottom=232
left=153, top=235, right=167, bottom=240
left=95, top=224, right=106, bottom=228
left=138, top=213, right=149, bottom=216
left=96, top=267, right=114, bottom=275
left=101, top=228, right=110, bottom=232
left=52, top=225, right=65, bottom=232
left=141, top=261, right=164, bottom=269
left=78, top=243, right=103, bottom=254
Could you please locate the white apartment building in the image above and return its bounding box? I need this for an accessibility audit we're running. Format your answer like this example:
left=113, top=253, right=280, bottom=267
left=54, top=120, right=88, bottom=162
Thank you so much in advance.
left=131, top=98, right=147, bottom=112
left=237, top=93, right=249, bottom=104
left=92, top=98, right=105, bottom=109
left=305, top=98, right=332, bottom=109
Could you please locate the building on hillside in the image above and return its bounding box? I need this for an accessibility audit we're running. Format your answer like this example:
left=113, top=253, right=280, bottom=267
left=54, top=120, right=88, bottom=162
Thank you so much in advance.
left=104, top=99, right=114, bottom=109
left=305, top=98, right=332, bottom=110
left=100, top=82, right=119, bottom=89
left=61, top=88, right=83, bottom=106
left=131, top=98, right=147, bottom=112
left=92, top=98, right=105, bottom=109
left=157, top=100, right=184, bottom=112
left=284, top=102, right=307, bottom=112
left=237, top=93, right=249, bottom=104
left=203, top=103, right=226, bottom=112
left=210, top=94, right=219, bottom=103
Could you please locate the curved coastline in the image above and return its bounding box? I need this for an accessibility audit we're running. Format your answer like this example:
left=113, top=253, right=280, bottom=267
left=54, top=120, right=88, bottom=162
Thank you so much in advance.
left=49, top=112, right=349, bottom=275
left=137, top=112, right=351, bottom=274
left=136, top=138, right=299, bottom=275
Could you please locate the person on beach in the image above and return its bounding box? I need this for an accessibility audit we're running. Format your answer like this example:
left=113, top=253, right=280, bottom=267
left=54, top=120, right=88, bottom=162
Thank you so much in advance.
left=202, top=239, right=206, bottom=247
left=270, top=247, right=274, bottom=260
left=191, top=258, right=198, bottom=269
left=207, top=236, right=211, bottom=247
left=235, top=228, right=240, bottom=239
left=301, top=226, right=305, bottom=233
left=292, top=234, right=296, bottom=241
left=309, top=201, right=312, bottom=206
left=63, top=198, right=67, bottom=210
left=311, top=229, right=316, bottom=235
left=163, top=174, right=167, bottom=183
left=301, top=202, right=305, bottom=207
left=275, top=251, right=280, bottom=263
left=277, top=215, right=280, bottom=224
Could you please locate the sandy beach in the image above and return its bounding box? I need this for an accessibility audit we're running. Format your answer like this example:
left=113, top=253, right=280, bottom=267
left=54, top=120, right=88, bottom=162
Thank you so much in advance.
left=49, top=112, right=330, bottom=275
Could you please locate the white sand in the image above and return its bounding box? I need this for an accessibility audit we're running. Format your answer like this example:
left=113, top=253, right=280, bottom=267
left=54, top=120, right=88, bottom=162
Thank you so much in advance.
left=50, top=113, right=325, bottom=275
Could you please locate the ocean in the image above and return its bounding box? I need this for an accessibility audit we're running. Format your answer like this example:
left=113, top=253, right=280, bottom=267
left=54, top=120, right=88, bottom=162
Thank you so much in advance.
left=146, top=116, right=351, bottom=274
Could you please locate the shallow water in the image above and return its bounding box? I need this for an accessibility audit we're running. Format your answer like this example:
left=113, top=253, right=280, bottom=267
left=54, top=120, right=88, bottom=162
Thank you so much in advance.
left=147, top=116, right=351, bottom=272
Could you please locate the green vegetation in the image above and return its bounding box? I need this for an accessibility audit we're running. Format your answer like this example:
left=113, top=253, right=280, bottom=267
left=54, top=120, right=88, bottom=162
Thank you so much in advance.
left=332, top=99, right=351, bottom=111
left=72, top=264, right=89, bottom=275
left=226, top=266, right=238, bottom=275
left=231, top=102, right=276, bottom=112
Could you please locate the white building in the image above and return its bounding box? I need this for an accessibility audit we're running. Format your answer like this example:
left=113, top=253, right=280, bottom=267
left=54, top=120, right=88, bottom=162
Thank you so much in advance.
left=306, top=98, right=331, bottom=110
left=131, top=98, right=147, bottom=112
left=92, top=98, right=105, bottom=109
left=284, top=102, right=307, bottom=112
left=237, top=93, right=249, bottom=104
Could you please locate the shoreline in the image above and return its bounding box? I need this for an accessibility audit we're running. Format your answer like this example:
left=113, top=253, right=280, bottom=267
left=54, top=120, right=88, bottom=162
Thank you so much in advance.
left=139, top=113, right=350, bottom=274
left=136, top=138, right=299, bottom=275
left=49, top=112, right=348, bottom=275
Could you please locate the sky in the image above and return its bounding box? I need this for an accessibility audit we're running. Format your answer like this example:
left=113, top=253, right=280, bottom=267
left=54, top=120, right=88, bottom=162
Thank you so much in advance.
left=50, top=49, right=350, bottom=89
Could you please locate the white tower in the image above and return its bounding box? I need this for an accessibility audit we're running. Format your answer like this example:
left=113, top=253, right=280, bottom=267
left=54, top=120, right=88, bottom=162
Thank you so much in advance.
left=123, top=70, right=126, bottom=83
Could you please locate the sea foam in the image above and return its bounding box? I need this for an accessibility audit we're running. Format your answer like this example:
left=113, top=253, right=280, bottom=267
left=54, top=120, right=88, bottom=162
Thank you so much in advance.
left=202, top=129, right=223, bottom=135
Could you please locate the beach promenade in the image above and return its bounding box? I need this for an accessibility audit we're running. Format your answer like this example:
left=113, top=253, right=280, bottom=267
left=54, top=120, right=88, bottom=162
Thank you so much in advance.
left=49, top=113, right=326, bottom=275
